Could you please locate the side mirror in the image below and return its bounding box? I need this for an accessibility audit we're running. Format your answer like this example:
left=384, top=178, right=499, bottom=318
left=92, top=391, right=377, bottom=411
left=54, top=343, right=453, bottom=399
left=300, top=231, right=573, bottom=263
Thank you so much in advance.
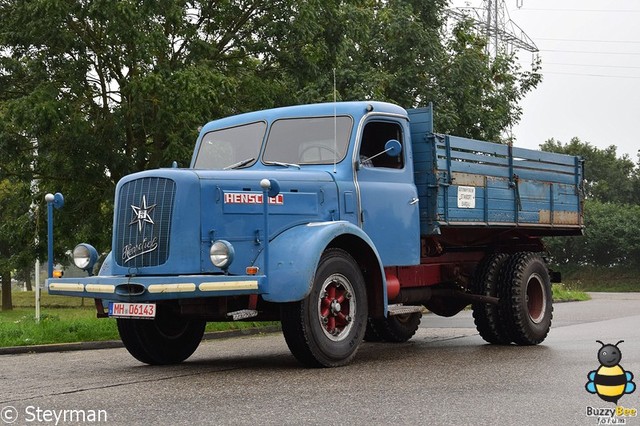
left=358, top=139, right=403, bottom=168
left=384, top=139, right=402, bottom=157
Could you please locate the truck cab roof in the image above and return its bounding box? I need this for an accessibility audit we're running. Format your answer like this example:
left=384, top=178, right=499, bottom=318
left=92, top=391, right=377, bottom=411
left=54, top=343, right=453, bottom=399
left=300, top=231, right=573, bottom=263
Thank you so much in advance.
left=198, top=101, right=408, bottom=134
left=190, top=101, right=409, bottom=171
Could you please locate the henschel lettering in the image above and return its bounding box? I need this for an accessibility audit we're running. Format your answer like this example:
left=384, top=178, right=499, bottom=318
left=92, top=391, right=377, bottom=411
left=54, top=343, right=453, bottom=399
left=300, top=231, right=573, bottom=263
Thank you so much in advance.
left=123, top=237, right=159, bottom=263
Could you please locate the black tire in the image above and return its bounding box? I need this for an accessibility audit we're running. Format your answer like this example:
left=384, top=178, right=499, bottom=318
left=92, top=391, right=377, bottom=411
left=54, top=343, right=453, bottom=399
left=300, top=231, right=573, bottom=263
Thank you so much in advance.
left=280, top=248, right=368, bottom=367
left=471, top=253, right=511, bottom=344
left=365, top=312, right=422, bottom=343
left=364, top=320, right=384, bottom=342
left=499, top=252, right=553, bottom=345
left=117, top=307, right=206, bottom=365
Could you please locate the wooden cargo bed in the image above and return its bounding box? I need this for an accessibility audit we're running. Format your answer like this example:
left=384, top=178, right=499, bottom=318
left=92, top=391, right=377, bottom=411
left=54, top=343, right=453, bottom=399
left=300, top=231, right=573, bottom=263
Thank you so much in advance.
left=409, top=106, right=584, bottom=237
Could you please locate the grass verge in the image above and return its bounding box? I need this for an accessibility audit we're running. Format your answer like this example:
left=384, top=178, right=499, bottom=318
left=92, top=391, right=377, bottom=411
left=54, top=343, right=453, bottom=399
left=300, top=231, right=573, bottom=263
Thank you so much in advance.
left=552, top=283, right=590, bottom=302
left=554, top=265, right=640, bottom=292
left=1, top=308, right=119, bottom=347
left=1, top=291, right=276, bottom=348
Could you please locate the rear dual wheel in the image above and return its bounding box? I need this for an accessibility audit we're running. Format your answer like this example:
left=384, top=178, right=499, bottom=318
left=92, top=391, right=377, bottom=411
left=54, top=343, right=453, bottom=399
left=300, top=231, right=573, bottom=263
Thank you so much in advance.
left=472, top=252, right=552, bottom=345
left=471, top=253, right=511, bottom=344
left=499, top=252, right=553, bottom=345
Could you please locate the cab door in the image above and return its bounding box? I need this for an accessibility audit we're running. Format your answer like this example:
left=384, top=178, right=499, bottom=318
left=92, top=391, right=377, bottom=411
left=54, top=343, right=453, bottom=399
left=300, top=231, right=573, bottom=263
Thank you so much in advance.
left=355, top=118, right=420, bottom=266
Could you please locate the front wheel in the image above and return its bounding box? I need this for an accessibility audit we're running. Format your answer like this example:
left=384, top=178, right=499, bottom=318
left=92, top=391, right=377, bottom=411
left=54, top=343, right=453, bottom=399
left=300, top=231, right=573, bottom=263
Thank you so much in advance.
left=281, top=248, right=368, bottom=367
left=499, top=253, right=553, bottom=345
left=117, top=308, right=206, bottom=365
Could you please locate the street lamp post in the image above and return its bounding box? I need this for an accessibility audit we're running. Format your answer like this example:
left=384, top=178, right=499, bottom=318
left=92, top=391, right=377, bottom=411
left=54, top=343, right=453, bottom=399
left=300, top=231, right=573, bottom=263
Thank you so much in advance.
left=39, top=192, right=64, bottom=322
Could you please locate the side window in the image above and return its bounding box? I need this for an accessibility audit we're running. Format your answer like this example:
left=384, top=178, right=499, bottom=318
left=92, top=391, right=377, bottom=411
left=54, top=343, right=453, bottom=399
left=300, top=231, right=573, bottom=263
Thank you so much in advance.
left=359, top=121, right=404, bottom=169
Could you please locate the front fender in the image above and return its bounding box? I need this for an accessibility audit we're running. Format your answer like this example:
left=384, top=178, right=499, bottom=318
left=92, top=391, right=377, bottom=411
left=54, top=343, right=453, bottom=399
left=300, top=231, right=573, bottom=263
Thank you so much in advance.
left=98, top=252, right=113, bottom=275
left=260, top=221, right=386, bottom=304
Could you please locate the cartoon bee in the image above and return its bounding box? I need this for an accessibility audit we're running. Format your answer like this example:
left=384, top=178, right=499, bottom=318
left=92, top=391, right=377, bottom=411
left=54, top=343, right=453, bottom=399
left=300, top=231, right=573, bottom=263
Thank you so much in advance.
left=585, top=340, right=636, bottom=404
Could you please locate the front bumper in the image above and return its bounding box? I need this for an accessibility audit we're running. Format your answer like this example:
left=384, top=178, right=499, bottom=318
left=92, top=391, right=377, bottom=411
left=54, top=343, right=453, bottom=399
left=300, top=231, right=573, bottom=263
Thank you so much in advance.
left=47, top=275, right=266, bottom=302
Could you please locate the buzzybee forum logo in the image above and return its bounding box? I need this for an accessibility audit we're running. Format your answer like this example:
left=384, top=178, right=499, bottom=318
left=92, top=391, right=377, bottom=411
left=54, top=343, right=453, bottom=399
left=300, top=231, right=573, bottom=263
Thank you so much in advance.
left=585, top=340, right=637, bottom=423
left=586, top=341, right=636, bottom=403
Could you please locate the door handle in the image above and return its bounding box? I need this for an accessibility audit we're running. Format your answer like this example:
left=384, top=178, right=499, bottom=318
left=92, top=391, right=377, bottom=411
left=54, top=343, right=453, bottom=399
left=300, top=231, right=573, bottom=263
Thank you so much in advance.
left=409, top=197, right=419, bottom=205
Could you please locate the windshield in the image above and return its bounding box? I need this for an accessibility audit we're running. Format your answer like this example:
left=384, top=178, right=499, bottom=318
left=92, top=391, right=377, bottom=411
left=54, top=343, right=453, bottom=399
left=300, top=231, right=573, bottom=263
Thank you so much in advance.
left=193, top=121, right=266, bottom=169
left=263, top=116, right=352, bottom=165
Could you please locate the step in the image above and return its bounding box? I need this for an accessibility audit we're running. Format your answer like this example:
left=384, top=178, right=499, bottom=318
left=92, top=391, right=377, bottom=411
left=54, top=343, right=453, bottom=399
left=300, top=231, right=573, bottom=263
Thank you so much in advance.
left=226, top=309, right=259, bottom=321
left=387, top=304, right=424, bottom=316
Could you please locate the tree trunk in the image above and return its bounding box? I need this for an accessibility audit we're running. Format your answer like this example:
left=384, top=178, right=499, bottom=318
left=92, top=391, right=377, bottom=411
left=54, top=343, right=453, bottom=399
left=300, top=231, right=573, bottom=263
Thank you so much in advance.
left=1, top=270, right=12, bottom=311
left=25, top=270, right=33, bottom=292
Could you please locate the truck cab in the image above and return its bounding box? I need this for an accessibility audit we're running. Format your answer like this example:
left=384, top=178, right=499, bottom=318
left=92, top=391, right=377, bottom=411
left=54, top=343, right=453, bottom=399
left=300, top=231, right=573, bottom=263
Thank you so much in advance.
left=48, top=101, right=583, bottom=367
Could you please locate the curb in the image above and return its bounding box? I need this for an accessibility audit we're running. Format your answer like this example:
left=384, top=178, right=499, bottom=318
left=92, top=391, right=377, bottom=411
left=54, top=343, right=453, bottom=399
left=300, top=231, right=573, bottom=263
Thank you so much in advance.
left=0, top=325, right=282, bottom=356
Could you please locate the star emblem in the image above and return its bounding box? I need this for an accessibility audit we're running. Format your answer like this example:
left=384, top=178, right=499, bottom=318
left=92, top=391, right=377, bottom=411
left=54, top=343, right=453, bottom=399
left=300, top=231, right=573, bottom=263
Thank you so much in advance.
left=129, top=195, right=156, bottom=233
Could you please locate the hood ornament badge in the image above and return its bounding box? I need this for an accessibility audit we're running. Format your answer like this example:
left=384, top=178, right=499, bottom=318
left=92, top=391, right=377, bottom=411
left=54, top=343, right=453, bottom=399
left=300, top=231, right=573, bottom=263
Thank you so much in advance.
left=129, top=195, right=156, bottom=233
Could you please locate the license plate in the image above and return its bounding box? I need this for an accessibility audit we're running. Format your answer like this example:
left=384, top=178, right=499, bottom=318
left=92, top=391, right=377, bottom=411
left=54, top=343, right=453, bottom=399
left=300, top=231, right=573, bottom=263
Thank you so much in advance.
left=108, top=302, right=156, bottom=319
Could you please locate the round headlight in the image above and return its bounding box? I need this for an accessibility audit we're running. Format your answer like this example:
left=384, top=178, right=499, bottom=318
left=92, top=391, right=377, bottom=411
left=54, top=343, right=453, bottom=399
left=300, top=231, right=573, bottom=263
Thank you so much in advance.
left=210, top=240, right=234, bottom=269
left=72, top=243, right=98, bottom=272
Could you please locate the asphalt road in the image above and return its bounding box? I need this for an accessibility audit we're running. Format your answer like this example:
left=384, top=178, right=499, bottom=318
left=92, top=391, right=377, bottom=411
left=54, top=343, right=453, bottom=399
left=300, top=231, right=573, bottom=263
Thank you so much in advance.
left=1, top=293, right=639, bottom=425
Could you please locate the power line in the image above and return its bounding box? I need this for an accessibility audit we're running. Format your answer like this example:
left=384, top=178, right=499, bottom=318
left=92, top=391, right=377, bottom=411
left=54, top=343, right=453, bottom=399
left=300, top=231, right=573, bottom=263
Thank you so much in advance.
left=540, top=49, right=640, bottom=56
left=542, top=62, right=640, bottom=71
left=536, top=37, right=640, bottom=45
left=540, top=71, right=640, bottom=80
left=515, top=60, right=640, bottom=78
left=516, top=8, right=640, bottom=13
left=518, top=61, right=640, bottom=71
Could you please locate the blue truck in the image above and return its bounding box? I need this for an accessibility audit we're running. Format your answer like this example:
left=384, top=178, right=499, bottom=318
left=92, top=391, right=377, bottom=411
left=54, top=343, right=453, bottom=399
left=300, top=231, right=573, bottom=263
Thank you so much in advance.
left=47, top=101, right=583, bottom=367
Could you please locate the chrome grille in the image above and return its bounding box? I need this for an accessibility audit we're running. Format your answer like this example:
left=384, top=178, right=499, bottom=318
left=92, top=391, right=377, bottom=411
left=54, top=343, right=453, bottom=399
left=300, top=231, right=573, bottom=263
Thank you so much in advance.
left=114, top=177, right=175, bottom=268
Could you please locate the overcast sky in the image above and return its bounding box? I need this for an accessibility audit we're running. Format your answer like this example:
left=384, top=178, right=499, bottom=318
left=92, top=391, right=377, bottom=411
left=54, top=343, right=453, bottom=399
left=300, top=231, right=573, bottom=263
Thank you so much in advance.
left=450, top=0, right=640, bottom=161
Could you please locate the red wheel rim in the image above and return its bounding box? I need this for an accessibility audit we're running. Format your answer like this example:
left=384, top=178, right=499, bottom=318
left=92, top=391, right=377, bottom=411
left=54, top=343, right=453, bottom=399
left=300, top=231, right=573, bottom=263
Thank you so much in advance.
left=526, top=273, right=547, bottom=324
left=317, top=274, right=356, bottom=341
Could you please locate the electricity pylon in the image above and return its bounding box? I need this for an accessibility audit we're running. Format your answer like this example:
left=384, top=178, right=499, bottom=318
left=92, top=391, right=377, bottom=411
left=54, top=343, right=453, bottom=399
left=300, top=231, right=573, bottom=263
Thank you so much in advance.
left=447, top=0, right=538, bottom=57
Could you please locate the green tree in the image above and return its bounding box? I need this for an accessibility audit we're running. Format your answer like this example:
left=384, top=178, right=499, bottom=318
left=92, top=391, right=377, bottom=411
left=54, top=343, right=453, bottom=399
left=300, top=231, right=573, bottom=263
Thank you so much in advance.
left=436, top=21, right=541, bottom=141
left=333, top=0, right=449, bottom=106
left=269, top=1, right=541, bottom=142
left=545, top=200, right=640, bottom=268
left=0, top=0, right=301, bottom=262
left=541, top=138, right=640, bottom=270
left=540, top=137, right=637, bottom=204
left=0, top=179, right=37, bottom=310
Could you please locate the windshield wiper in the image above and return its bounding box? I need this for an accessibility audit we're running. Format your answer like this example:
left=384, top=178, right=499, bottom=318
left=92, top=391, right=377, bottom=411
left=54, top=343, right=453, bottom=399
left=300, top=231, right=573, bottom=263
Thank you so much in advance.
left=264, top=161, right=301, bottom=169
left=223, top=157, right=255, bottom=170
